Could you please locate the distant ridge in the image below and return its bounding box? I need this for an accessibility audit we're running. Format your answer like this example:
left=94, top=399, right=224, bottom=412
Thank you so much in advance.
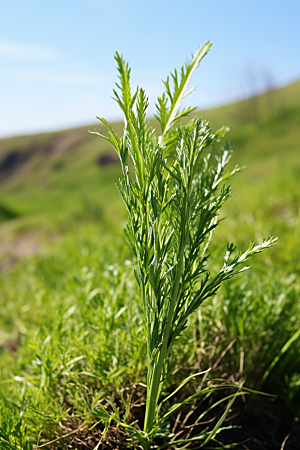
left=0, top=76, right=299, bottom=223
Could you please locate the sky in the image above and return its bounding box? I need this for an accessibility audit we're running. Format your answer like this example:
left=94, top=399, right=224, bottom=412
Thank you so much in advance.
left=0, top=0, right=299, bottom=138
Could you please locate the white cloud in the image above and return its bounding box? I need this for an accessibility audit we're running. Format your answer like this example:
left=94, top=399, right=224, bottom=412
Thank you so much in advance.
left=18, top=69, right=107, bottom=86
left=1, top=68, right=107, bottom=87
left=0, top=40, right=61, bottom=61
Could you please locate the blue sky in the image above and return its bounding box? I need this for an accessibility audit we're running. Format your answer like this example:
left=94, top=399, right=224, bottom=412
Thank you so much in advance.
left=0, top=0, right=299, bottom=137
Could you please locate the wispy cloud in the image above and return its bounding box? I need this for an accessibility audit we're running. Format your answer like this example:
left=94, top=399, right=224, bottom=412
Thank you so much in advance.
left=2, top=68, right=107, bottom=87
left=0, top=40, right=61, bottom=61
left=22, top=69, right=106, bottom=86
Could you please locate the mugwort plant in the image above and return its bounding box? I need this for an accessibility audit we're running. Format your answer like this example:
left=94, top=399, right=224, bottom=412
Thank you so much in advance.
left=91, top=42, right=277, bottom=449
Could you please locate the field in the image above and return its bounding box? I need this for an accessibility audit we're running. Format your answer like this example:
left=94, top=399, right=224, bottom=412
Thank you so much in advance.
left=0, top=76, right=300, bottom=449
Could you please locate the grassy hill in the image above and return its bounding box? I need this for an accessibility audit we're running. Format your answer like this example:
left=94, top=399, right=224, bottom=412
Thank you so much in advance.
left=0, top=78, right=299, bottom=269
left=0, top=78, right=300, bottom=448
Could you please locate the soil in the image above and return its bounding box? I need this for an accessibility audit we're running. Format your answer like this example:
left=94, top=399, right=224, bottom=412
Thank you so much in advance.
left=0, top=129, right=87, bottom=185
left=44, top=390, right=300, bottom=450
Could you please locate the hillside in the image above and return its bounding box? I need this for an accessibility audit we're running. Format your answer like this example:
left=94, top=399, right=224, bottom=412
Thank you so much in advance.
left=0, top=78, right=299, bottom=269
left=1, top=77, right=300, bottom=449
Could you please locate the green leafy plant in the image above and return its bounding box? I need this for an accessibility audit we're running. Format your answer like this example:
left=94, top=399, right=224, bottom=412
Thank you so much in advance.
left=91, top=42, right=276, bottom=449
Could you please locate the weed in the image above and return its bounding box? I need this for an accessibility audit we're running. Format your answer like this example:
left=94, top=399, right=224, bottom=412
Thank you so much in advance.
left=92, top=43, right=276, bottom=449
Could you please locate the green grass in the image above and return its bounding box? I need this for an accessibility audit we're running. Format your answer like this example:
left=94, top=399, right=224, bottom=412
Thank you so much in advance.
left=0, top=227, right=146, bottom=447
left=1, top=224, right=299, bottom=447
left=0, top=77, right=300, bottom=448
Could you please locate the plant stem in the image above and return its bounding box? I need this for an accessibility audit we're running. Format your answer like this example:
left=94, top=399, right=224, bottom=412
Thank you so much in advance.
left=143, top=200, right=187, bottom=438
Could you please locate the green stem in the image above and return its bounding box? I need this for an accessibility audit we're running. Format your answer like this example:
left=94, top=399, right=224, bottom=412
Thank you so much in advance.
left=143, top=200, right=187, bottom=440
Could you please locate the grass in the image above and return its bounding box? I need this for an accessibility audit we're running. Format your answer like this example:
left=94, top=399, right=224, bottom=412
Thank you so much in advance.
left=0, top=227, right=146, bottom=448
left=1, top=224, right=299, bottom=447
left=0, top=63, right=299, bottom=447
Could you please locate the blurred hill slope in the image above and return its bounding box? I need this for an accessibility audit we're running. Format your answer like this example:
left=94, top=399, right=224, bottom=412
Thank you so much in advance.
left=0, top=78, right=299, bottom=268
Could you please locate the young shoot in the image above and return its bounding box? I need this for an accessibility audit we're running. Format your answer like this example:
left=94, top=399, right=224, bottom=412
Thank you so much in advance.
left=91, top=42, right=277, bottom=449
